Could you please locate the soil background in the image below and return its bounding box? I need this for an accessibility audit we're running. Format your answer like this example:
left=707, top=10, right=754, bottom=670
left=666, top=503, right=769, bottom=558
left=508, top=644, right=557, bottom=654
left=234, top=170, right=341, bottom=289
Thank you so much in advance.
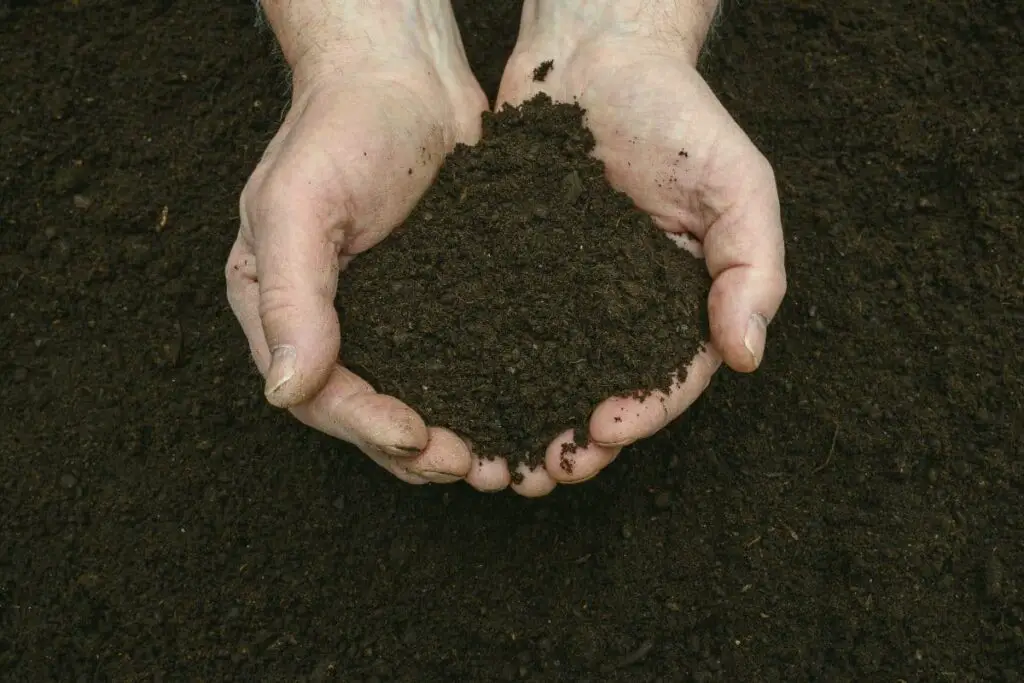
left=1, top=1, right=1021, bottom=681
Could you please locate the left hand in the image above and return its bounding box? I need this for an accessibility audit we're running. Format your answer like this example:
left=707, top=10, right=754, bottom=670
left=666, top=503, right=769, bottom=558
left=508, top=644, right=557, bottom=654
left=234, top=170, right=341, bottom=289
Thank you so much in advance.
left=480, top=4, right=787, bottom=497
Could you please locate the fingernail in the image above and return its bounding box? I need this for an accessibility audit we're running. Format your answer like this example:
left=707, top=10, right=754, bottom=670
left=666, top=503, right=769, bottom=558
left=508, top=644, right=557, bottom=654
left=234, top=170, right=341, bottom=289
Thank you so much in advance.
left=593, top=438, right=632, bottom=449
left=382, top=443, right=423, bottom=459
left=419, top=470, right=461, bottom=484
left=264, top=345, right=297, bottom=404
left=743, top=313, right=768, bottom=369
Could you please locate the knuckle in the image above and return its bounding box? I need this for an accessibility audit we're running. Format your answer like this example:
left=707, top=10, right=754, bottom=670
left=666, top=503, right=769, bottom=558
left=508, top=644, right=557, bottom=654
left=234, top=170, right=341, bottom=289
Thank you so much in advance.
left=224, top=241, right=250, bottom=286
left=242, top=174, right=281, bottom=226
left=240, top=161, right=298, bottom=232
left=239, top=166, right=269, bottom=218
left=754, top=152, right=777, bottom=186
left=257, top=281, right=301, bottom=322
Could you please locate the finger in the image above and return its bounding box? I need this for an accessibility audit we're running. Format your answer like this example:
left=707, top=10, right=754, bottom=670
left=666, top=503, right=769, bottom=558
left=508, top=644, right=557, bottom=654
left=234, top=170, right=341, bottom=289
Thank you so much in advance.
left=245, top=180, right=347, bottom=409
left=544, top=429, right=621, bottom=485
left=360, top=446, right=431, bottom=485
left=226, top=231, right=270, bottom=367
left=291, top=365, right=430, bottom=456
left=589, top=346, right=722, bottom=448
left=353, top=428, right=471, bottom=486
left=702, top=155, right=787, bottom=373
left=408, top=427, right=473, bottom=483
left=465, top=449, right=511, bottom=492
left=228, top=234, right=439, bottom=473
left=510, top=464, right=558, bottom=498
left=227, top=243, right=428, bottom=456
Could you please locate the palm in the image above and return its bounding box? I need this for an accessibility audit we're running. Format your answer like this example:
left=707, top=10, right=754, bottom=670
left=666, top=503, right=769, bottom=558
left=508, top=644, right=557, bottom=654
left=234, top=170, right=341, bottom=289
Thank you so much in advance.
left=499, top=43, right=762, bottom=245
left=228, top=69, right=488, bottom=486
left=243, top=78, right=472, bottom=260
left=493, top=39, right=784, bottom=487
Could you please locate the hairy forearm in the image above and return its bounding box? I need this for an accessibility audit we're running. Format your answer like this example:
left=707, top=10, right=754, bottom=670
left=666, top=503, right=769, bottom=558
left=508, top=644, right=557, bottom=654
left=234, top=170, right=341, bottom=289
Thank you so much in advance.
left=257, top=0, right=466, bottom=74
left=518, top=0, right=720, bottom=62
left=258, top=0, right=346, bottom=69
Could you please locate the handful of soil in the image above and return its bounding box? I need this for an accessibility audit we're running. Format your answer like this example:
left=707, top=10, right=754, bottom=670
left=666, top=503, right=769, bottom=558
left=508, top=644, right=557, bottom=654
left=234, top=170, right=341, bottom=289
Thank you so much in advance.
left=337, top=93, right=710, bottom=471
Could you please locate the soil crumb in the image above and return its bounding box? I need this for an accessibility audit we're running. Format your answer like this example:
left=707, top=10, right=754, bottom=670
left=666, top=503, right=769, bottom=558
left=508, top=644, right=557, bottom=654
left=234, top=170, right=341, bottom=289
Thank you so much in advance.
left=337, top=93, right=709, bottom=469
left=533, top=60, right=554, bottom=82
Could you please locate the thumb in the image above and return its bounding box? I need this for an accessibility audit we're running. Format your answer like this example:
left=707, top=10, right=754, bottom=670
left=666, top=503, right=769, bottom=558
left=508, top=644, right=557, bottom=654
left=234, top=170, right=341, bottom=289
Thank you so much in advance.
left=252, top=196, right=345, bottom=408
left=703, top=157, right=787, bottom=372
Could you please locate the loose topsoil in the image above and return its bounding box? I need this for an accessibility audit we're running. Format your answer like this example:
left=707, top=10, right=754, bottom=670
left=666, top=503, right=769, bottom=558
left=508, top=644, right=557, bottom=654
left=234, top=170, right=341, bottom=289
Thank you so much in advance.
left=1, top=1, right=1022, bottom=682
left=338, top=94, right=708, bottom=467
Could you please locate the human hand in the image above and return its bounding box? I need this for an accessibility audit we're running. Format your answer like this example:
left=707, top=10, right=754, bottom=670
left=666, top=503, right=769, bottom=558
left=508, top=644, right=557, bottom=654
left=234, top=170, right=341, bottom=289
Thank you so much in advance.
left=226, top=2, right=488, bottom=484
left=486, top=0, right=787, bottom=495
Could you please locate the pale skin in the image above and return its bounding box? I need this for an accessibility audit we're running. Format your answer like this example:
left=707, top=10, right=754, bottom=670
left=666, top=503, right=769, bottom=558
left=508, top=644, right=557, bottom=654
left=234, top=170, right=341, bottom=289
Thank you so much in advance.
left=226, top=0, right=787, bottom=496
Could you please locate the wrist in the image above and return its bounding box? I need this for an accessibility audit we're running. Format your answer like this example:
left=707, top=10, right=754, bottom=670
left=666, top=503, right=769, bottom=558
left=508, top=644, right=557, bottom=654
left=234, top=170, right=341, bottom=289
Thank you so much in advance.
left=259, top=0, right=471, bottom=88
left=516, top=0, right=719, bottom=66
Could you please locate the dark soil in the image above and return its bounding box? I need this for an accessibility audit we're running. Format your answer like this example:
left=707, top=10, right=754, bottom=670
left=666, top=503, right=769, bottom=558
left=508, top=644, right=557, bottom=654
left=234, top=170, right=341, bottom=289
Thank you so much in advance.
left=339, top=94, right=708, bottom=466
left=532, top=60, right=554, bottom=82
left=1, top=1, right=1022, bottom=681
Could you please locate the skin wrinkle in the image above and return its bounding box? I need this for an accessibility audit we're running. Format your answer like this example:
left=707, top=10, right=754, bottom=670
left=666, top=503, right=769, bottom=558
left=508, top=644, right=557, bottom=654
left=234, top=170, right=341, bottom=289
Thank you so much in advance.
left=262, top=0, right=479, bottom=71
left=271, top=78, right=450, bottom=258
left=341, top=91, right=449, bottom=253
left=286, top=13, right=472, bottom=167
left=518, top=0, right=719, bottom=64
left=570, top=54, right=716, bottom=235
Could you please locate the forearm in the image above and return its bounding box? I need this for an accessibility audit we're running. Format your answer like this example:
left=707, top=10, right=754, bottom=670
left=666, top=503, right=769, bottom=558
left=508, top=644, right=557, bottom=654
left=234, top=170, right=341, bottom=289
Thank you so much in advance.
left=258, top=0, right=467, bottom=75
left=517, top=0, right=720, bottom=63
left=258, top=0, right=345, bottom=70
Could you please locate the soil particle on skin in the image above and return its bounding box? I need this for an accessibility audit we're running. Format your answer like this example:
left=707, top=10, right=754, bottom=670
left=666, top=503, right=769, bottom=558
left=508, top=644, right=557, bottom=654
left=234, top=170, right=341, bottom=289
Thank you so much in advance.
left=337, top=93, right=709, bottom=469
left=533, top=59, right=554, bottom=82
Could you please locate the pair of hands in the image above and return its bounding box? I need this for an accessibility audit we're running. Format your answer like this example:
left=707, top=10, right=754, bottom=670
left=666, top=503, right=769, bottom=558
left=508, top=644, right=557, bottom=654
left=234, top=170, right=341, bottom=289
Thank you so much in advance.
left=225, top=4, right=786, bottom=497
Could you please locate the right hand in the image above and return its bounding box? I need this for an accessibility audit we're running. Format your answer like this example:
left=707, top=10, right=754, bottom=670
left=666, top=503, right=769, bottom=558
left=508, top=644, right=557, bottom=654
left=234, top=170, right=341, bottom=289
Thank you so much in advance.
left=225, top=9, right=488, bottom=485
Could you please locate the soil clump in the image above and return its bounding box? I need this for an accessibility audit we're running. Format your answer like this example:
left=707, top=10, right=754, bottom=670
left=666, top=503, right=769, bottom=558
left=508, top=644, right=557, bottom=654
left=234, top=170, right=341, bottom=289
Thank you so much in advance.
left=338, top=93, right=709, bottom=467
